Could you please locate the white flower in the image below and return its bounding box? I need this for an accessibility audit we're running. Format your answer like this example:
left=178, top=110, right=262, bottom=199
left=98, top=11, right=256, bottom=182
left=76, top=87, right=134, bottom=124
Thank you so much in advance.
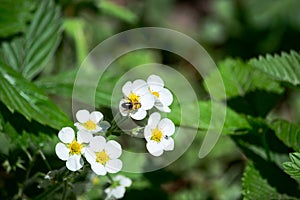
left=74, top=110, right=103, bottom=133
left=144, top=112, right=175, bottom=156
left=55, top=127, right=92, bottom=171
left=147, top=75, right=173, bottom=112
left=105, top=175, right=132, bottom=199
left=85, top=136, right=122, bottom=175
left=119, top=79, right=154, bottom=120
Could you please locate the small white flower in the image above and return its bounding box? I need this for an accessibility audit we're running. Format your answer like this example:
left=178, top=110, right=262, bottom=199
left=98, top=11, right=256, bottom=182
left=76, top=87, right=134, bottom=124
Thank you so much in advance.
left=144, top=112, right=175, bottom=156
left=55, top=127, right=92, bottom=171
left=74, top=110, right=103, bottom=133
left=119, top=79, right=154, bottom=120
left=147, top=75, right=173, bottom=112
left=105, top=175, right=132, bottom=199
left=85, top=136, right=122, bottom=175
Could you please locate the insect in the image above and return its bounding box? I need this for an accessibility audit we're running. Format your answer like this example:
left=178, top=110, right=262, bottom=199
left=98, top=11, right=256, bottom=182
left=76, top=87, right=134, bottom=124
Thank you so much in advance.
left=121, top=101, right=141, bottom=111
left=164, top=135, right=169, bottom=140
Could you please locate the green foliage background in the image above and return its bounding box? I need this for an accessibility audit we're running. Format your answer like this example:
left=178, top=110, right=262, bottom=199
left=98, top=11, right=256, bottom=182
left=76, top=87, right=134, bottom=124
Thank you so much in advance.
left=0, top=0, right=300, bottom=199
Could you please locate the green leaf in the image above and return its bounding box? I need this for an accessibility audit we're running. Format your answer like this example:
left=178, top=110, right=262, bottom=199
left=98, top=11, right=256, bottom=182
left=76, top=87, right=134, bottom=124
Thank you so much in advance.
left=0, top=62, right=72, bottom=130
left=204, top=58, right=284, bottom=100
left=0, top=0, right=33, bottom=37
left=1, top=0, right=62, bottom=80
left=98, top=0, right=137, bottom=24
left=242, top=162, right=296, bottom=200
left=169, top=101, right=250, bottom=134
left=283, top=152, right=300, bottom=181
left=271, top=120, right=300, bottom=152
left=250, top=50, right=300, bottom=86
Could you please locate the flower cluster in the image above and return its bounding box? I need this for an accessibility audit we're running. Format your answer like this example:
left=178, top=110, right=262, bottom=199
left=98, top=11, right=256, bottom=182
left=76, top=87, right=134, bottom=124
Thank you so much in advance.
left=56, top=110, right=122, bottom=174
left=119, top=74, right=176, bottom=156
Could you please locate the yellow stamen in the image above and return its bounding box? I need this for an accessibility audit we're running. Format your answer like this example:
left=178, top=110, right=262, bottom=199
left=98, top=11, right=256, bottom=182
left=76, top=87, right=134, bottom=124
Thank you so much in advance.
left=151, top=128, right=163, bottom=142
left=84, top=120, right=97, bottom=130
left=96, top=151, right=110, bottom=164
left=128, top=93, right=141, bottom=110
left=151, top=91, right=160, bottom=98
left=68, top=141, right=82, bottom=155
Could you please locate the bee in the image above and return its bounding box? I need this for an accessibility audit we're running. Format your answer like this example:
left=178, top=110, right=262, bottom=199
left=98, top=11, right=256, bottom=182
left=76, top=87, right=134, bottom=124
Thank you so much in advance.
left=121, top=101, right=141, bottom=111
left=164, top=135, right=169, bottom=140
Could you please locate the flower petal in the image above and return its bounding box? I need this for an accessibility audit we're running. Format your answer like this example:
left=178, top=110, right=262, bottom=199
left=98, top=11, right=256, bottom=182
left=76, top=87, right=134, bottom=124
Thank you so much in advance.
left=84, top=148, right=96, bottom=164
left=105, top=140, right=122, bottom=159
left=90, top=136, right=106, bottom=152
left=116, top=175, right=132, bottom=187
left=144, top=125, right=152, bottom=142
left=158, top=88, right=173, bottom=106
left=76, top=109, right=90, bottom=123
left=162, top=137, right=174, bottom=151
left=148, top=112, right=161, bottom=127
left=77, top=130, right=93, bottom=143
left=58, top=127, right=75, bottom=143
left=90, top=111, right=103, bottom=123
left=106, top=159, right=123, bottom=173
left=122, top=81, right=132, bottom=96
left=158, top=118, right=175, bottom=136
left=66, top=155, right=83, bottom=171
left=111, top=186, right=125, bottom=199
left=91, top=162, right=107, bottom=175
left=55, top=143, right=69, bottom=161
left=155, top=104, right=171, bottom=113
left=132, top=79, right=147, bottom=94
left=146, top=141, right=164, bottom=157
left=130, top=109, right=147, bottom=120
left=147, top=74, right=164, bottom=91
left=140, top=93, right=154, bottom=110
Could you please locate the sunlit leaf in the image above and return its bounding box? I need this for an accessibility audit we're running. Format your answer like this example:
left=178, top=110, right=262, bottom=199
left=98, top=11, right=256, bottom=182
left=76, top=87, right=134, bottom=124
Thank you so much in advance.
left=1, top=0, right=62, bottom=80
left=271, top=120, right=300, bottom=152
left=250, top=50, right=300, bottom=86
left=0, top=62, right=72, bottom=130
left=283, top=152, right=300, bottom=181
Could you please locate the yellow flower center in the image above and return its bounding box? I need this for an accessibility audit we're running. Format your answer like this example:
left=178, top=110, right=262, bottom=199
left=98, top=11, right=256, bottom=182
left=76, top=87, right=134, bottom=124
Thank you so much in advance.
left=151, top=128, right=163, bottom=142
left=96, top=151, right=110, bottom=164
left=151, top=91, right=160, bottom=98
left=68, top=141, right=82, bottom=155
left=128, top=93, right=141, bottom=110
left=83, top=120, right=97, bottom=130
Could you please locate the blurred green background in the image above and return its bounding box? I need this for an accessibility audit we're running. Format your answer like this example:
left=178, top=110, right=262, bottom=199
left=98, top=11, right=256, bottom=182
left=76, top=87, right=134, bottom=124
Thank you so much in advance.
left=1, top=0, right=300, bottom=199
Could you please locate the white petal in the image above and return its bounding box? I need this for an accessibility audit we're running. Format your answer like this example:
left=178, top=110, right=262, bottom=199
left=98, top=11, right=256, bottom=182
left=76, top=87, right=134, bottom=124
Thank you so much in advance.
left=55, top=143, right=69, bottom=161
left=122, top=81, right=132, bottom=96
left=66, top=155, right=83, bottom=171
left=104, top=187, right=112, bottom=197
left=58, top=127, right=75, bottom=143
left=106, top=159, right=122, bottom=173
left=76, top=110, right=90, bottom=123
left=140, top=93, right=154, bottom=110
left=117, top=176, right=132, bottom=187
left=144, top=125, right=152, bottom=142
left=146, top=141, right=164, bottom=157
left=158, top=88, right=173, bottom=106
left=162, top=138, right=174, bottom=151
left=155, top=104, right=171, bottom=113
left=74, top=123, right=84, bottom=131
left=111, top=186, right=125, bottom=199
left=147, top=74, right=164, bottom=90
left=90, top=111, right=103, bottom=123
left=148, top=112, right=161, bottom=127
left=91, top=162, right=107, bottom=175
left=84, top=148, right=96, bottom=164
left=130, top=109, right=147, bottom=120
left=158, top=118, right=175, bottom=136
left=105, top=140, right=122, bottom=159
left=132, top=79, right=147, bottom=94
left=91, top=126, right=102, bottom=133
left=89, top=136, right=106, bottom=152
left=77, top=130, right=92, bottom=143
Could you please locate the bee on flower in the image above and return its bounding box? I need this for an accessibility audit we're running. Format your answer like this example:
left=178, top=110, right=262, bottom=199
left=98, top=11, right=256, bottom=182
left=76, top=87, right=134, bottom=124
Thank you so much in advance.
left=119, top=79, right=154, bottom=120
